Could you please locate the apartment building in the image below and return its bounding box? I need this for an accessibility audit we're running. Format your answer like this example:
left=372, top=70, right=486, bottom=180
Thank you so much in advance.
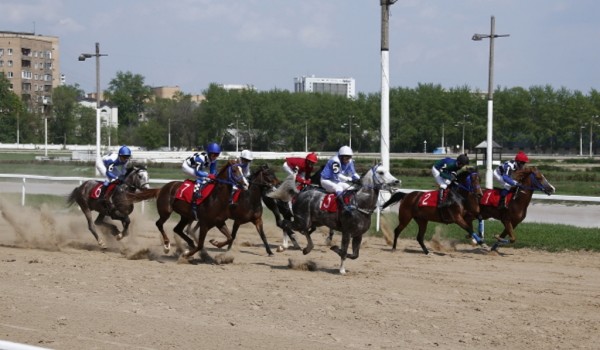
left=293, top=75, right=356, bottom=99
left=0, top=31, right=60, bottom=113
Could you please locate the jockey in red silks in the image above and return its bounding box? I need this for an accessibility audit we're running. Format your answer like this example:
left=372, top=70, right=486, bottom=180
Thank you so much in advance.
left=493, top=151, right=529, bottom=208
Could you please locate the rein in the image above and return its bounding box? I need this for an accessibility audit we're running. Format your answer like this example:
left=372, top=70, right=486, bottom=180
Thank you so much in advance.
left=517, top=172, right=548, bottom=193
left=456, top=172, right=480, bottom=194
left=215, top=165, right=245, bottom=186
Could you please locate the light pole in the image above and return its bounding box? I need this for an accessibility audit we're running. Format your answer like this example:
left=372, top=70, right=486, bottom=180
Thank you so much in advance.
left=168, top=117, right=171, bottom=151
left=304, top=118, right=308, bottom=153
left=473, top=16, right=509, bottom=188
left=341, top=115, right=357, bottom=149
left=455, top=114, right=470, bottom=154
left=79, top=42, right=107, bottom=176
left=423, top=140, right=427, bottom=153
left=590, top=115, right=599, bottom=157
left=580, top=125, right=585, bottom=156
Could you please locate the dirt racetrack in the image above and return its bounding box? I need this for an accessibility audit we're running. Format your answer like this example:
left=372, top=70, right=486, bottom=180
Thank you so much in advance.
left=0, top=199, right=599, bottom=350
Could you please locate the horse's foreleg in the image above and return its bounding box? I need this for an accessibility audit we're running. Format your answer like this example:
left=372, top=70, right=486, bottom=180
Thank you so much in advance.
left=227, top=221, right=241, bottom=251
left=415, top=218, right=430, bottom=255
left=209, top=222, right=232, bottom=248
left=346, top=235, right=363, bottom=260
left=116, top=216, right=131, bottom=241
left=491, top=221, right=514, bottom=251
left=94, top=214, right=120, bottom=238
left=302, top=230, right=314, bottom=255
left=253, top=218, right=274, bottom=256
left=330, top=232, right=351, bottom=274
left=324, top=229, right=335, bottom=246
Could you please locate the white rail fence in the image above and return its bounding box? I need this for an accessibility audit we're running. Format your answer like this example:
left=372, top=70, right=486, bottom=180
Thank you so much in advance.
left=2, top=173, right=600, bottom=208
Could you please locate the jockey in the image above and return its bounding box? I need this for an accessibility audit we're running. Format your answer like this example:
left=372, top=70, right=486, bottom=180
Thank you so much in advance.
left=320, top=146, right=360, bottom=212
left=230, top=149, right=253, bottom=205
left=282, top=152, right=318, bottom=187
left=493, top=151, right=529, bottom=208
left=181, top=142, right=221, bottom=218
left=432, top=153, right=469, bottom=208
left=95, top=145, right=132, bottom=212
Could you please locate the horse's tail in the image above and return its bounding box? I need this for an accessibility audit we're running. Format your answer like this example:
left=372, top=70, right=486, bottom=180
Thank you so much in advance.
left=381, top=191, right=406, bottom=209
left=66, top=187, right=79, bottom=207
left=125, top=188, right=161, bottom=203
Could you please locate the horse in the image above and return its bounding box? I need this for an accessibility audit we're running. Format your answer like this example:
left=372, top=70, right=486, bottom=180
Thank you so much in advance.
left=381, top=167, right=484, bottom=255
left=262, top=165, right=335, bottom=250
left=472, top=166, right=555, bottom=251
left=154, top=159, right=249, bottom=258
left=280, top=164, right=399, bottom=274
left=225, top=164, right=281, bottom=256
left=67, top=165, right=156, bottom=248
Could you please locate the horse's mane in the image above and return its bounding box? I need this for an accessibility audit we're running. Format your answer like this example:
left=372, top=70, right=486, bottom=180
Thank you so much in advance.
left=216, top=159, right=237, bottom=177
left=514, top=166, right=537, bottom=182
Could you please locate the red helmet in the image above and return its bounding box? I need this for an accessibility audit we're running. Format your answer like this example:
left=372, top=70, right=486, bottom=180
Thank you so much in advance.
left=515, top=151, right=529, bottom=163
left=306, top=152, right=318, bottom=164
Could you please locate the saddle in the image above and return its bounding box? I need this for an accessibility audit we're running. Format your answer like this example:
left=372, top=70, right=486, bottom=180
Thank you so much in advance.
left=417, top=189, right=448, bottom=208
left=320, top=192, right=353, bottom=213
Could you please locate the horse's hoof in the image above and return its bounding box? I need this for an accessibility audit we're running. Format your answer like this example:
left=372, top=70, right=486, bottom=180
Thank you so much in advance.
left=276, top=246, right=285, bottom=252
left=302, top=248, right=311, bottom=255
left=163, top=243, right=171, bottom=254
left=116, top=233, right=124, bottom=241
left=339, top=268, right=347, bottom=275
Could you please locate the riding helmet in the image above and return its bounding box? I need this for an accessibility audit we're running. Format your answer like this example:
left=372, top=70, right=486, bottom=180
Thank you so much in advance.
left=305, top=152, right=318, bottom=164
left=206, top=142, right=221, bottom=155
left=240, top=149, right=253, bottom=161
left=338, top=146, right=353, bottom=157
left=515, top=151, right=529, bottom=163
left=118, top=145, right=132, bottom=157
left=456, top=154, right=469, bottom=166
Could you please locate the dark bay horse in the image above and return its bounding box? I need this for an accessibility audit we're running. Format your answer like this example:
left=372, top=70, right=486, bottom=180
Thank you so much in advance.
left=381, top=167, right=483, bottom=255
left=154, top=160, right=248, bottom=258
left=281, top=164, right=399, bottom=274
left=226, top=164, right=280, bottom=256
left=67, top=165, right=156, bottom=247
left=472, top=166, right=555, bottom=251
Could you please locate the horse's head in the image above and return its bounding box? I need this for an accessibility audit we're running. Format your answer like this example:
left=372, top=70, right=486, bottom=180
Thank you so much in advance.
left=515, top=166, right=556, bottom=195
left=218, top=159, right=249, bottom=190
left=123, top=165, right=150, bottom=190
left=455, top=166, right=483, bottom=198
left=251, top=164, right=280, bottom=190
left=361, top=163, right=400, bottom=190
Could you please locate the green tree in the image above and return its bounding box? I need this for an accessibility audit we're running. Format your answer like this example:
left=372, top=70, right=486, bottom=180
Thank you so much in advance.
left=51, top=84, right=85, bottom=146
left=0, top=74, right=25, bottom=143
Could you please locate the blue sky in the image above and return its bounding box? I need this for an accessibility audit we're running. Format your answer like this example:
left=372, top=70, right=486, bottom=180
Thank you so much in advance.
left=3, top=0, right=600, bottom=96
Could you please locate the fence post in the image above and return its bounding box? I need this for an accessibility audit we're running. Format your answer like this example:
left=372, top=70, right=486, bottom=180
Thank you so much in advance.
left=21, top=177, right=26, bottom=206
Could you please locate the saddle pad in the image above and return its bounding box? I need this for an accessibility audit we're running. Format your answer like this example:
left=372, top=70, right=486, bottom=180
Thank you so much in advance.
left=89, top=182, right=117, bottom=199
left=175, top=179, right=216, bottom=205
left=232, top=188, right=242, bottom=204
left=480, top=189, right=514, bottom=207
left=417, top=190, right=442, bottom=208
left=319, top=193, right=351, bottom=213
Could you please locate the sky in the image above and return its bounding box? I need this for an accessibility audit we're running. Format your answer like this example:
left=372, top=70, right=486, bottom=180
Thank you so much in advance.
left=3, top=0, right=600, bottom=96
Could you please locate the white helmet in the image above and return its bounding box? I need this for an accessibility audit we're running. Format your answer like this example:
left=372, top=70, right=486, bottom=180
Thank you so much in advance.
left=338, top=146, right=353, bottom=157
left=240, top=149, right=253, bottom=161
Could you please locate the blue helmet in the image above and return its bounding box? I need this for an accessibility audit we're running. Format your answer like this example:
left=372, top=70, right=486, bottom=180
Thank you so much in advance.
left=206, top=142, right=221, bottom=154
left=118, top=145, right=131, bottom=157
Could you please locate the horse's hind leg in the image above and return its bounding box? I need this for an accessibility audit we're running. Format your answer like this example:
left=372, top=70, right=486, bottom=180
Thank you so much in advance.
left=155, top=212, right=173, bottom=253
left=173, top=217, right=196, bottom=255
left=392, top=215, right=411, bottom=251
left=84, top=209, right=105, bottom=248
left=116, top=216, right=131, bottom=240
left=253, top=218, right=274, bottom=256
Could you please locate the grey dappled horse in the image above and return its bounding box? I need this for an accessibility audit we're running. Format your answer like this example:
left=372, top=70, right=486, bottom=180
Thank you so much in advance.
left=280, top=164, right=399, bottom=274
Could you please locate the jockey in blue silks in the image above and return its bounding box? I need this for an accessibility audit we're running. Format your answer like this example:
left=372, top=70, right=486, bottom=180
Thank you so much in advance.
left=320, top=145, right=360, bottom=212
left=181, top=142, right=221, bottom=219
left=95, top=145, right=132, bottom=212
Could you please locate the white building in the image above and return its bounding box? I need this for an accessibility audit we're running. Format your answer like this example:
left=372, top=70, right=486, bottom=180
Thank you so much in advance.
left=293, top=75, right=356, bottom=99
left=79, top=99, right=119, bottom=129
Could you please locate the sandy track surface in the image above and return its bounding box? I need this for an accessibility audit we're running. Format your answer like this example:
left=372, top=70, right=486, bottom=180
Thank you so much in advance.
left=0, top=200, right=599, bottom=350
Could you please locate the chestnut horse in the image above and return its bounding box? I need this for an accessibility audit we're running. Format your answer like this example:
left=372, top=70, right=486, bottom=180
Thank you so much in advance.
left=67, top=165, right=156, bottom=247
left=154, top=160, right=248, bottom=258
left=226, top=164, right=281, bottom=256
left=381, top=167, right=483, bottom=255
left=473, top=166, right=555, bottom=251
left=280, top=164, right=399, bottom=274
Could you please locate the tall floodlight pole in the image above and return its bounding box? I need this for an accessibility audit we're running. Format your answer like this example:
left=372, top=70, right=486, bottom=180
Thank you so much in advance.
left=380, top=0, right=396, bottom=170
left=472, top=16, right=509, bottom=189
left=79, top=42, right=107, bottom=176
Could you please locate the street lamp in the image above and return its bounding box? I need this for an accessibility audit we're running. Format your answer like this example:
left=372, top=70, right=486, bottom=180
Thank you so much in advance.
left=304, top=117, right=308, bottom=153
left=423, top=140, right=427, bottom=153
left=590, top=115, right=599, bottom=157
left=341, top=115, right=357, bottom=149
left=472, top=16, right=509, bottom=188
left=455, top=114, right=470, bottom=154
left=580, top=125, right=585, bottom=156
left=79, top=42, right=107, bottom=176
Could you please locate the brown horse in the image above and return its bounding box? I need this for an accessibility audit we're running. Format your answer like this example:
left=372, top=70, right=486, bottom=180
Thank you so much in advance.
left=154, top=159, right=248, bottom=258
left=381, top=167, right=483, bottom=254
left=473, top=166, right=555, bottom=251
left=67, top=165, right=157, bottom=247
left=226, top=164, right=280, bottom=256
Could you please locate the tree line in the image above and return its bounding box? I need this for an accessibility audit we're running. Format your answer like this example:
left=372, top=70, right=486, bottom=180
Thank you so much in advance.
left=1, top=72, right=599, bottom=154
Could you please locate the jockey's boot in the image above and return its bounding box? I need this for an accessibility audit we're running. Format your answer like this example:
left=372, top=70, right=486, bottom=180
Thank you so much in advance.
left=99, top=185, right=115, bottom=213
left=338, top=192, right=355, bottom=214
left=438, top=188, right=449, bottom=208
left=498, top=189, right=508, bottom=209
left=191, top=181, right=203, bottom=221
